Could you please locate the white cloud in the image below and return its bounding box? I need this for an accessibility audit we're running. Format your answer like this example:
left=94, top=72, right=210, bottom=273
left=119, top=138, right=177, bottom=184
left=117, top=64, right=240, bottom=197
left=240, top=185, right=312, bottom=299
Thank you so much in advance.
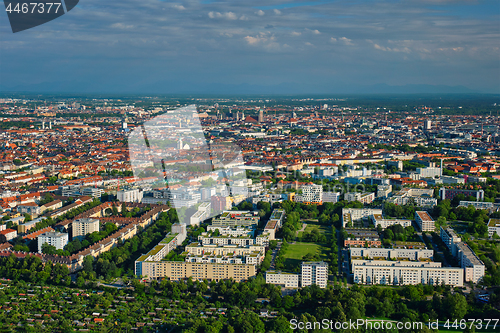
left=111, top=23, right=134, bottom=29
left=256, top=10, right=265, bottom=16
left=172, top=4, right=185, bottom=11
left=208, top=11, right=238, bottom=20
left=340, top=37, right=354, bottom=45
left=312, top=29, right=321, bottom=35
left=273, top=9, right=281, bottom=15
left=291, top=31, right=302, bottom=36
left=330, top=37, right=337, bottom=43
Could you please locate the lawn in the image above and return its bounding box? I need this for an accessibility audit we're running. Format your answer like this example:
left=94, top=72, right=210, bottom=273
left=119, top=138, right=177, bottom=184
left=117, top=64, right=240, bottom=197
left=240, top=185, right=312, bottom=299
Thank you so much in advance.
left=283, top=242, right=329, bottom=271
left=297, top=221, right=332, bottom=240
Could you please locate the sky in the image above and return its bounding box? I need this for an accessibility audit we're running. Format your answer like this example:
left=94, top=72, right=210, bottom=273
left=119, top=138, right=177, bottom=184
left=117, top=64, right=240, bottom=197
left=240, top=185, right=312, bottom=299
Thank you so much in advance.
left=0, top=0, right=499, bottom=94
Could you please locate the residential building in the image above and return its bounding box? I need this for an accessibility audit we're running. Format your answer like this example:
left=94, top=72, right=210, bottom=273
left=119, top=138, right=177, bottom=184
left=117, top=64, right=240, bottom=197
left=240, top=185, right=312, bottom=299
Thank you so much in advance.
left=370, top=214, right=412, bottom=229
left=117, top=189, right=143, bottom=203
left=459, top=201, right=493, bottom=210
left=294, top=184, right=323, bottom=204
left=352, top=260, right=463, bottom=286
left=17, top=202, right=41, bottom=216
left=301, top=261, right=328, bottom=288
left=440, top=227, right=461, bottom=256
left=211, top=211, right=259, bottom=227
left=38, top=232, right=69, bottom=253
left=72, top=218, right=100, bottom=238
left=377, top=185, right=392, bottom=198
left=345, top=192, right=375, bottom=204
left=342, top=208, right=382, bottom=228
left=0, top=229, right=17, bottom=242
left=322, top=192, right=341, bottom=203
left=455, top=242, right=485, bottom=283
left=439, top=188, right=484, bottom=201
left=265, top=271, right=300, bottom=288
left=81, top=187, right=104, bottom=198
left=487, top=218, right=500, bottom=238
left=388, top=188, right=437, bottom=207
left=350, top=248, right=433, bottom=261
left=415, top=211, right=435, bottom=232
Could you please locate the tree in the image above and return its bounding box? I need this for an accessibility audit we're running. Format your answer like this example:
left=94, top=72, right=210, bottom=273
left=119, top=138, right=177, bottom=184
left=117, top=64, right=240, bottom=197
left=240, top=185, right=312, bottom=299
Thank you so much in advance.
left=446, top=293, right=467, bottom=320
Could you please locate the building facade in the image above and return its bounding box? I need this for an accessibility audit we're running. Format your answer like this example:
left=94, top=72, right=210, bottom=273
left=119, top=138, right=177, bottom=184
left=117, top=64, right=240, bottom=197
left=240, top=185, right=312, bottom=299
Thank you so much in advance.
left=301, top=261, right=328, bottom=288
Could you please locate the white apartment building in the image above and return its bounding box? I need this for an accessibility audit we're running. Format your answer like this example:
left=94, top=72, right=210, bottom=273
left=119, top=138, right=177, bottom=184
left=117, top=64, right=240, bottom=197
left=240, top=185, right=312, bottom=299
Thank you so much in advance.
left=459, top=201, right=493, bottom=210
left=190, top=202, right=211, bottom=226
left=198, top=234, right=255, bottom=247
left=345, top=192, right=375, bottom=205
left=72, top=218, right=100, bottom=238
left=350, top=248, right=433, bottom=261
left=117, top=189, right=143, bottom=203
left=206, top=225, right=254, bottom=237
left=38, top=232, right=69, bottom=253
left=294, top=184, right=323, bottom=204
left=352, top=260, right=463, bottom=286
left=342, top=208, right=382, bottom=228
left=370, top=214, right=412, bottom=229
left=301, top=261, right=328, bottom=289
left=440, top=227, right=461, bottom=256
left=322, top=192, right=341, bottom=203
left=81, top=187, right=104, bottom=198
left=487, top=218, right=500, bottom=238
left=456, top=242, right=485, bottom=283
left=417, top=167, right=441, bottom=178
left=266, top=271, right=300, bottom=288
left=377, top=185, right=392, bottom=198
left=415, top=211, right=435, bottom=232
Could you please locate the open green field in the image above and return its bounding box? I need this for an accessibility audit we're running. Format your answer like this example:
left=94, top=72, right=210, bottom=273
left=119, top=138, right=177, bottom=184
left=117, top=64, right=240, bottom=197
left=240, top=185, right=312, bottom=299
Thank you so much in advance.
left=283, top=242, right=329, bottom=271
left=297, top=221, right=332, bottom=239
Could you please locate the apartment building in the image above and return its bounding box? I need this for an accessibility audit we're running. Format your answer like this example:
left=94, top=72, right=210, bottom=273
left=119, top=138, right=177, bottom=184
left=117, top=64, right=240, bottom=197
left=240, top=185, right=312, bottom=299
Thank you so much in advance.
left=439, top=188, right=484, bottom=201
left=487, top=219, right=500, bottom=238
left=189, top=202, right=211, bottom=226
left=455, top=242, right=485, bottom=283
left=370, top=214, right=412, bottom=229
left=342, top=208, right=382, bottom=227
left=322, top=192, right=341, bottom=203
left=440, top=227, right=462, bottom=256
left=459, top=201, right=493, bottom=210
left=388, top=188, right=437, bottom=207
left=38, top=232, right=69, bottom=253
left=136, top=260, right=256, bottom=282
left=345, top=192, right=375, bottom=205
left=72, top=218, right=100, bottom=238
left=301, top=261, right=328, bottom=289
left=211, top=211, right=260, bottom=227
left=377, top=185, right=392, bottom=198
left=117, top=189, right=143, bottom=203
left=294, top=184, right=323, bottom=204
left=265, top=271, right=300, bottom=288
left=350, top=248, right=433, bottom=261
left=263, top=209, right=285, bottom=240
left=415, top=211, right=435, bottom=232
left=352, top=260, right=463, bottom=286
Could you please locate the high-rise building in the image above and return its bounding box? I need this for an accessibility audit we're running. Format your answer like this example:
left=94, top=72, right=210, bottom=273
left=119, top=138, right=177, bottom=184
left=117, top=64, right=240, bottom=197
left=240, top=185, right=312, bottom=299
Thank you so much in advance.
left=72, top=218, right=99, bottom=238
left=415, top=211, right=435, bottom=232
left=424, top=120, right=432, bottom=130
left=117, top=189, right=143, bottom=203
left=301, top=261, right=328, bottom=288
left=38, top=232, right=69, bottom=253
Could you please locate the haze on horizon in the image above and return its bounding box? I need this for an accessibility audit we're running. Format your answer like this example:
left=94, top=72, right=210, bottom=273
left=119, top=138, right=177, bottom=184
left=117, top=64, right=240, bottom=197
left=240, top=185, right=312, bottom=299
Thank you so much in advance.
left=0, top=0, right=499, bottom=94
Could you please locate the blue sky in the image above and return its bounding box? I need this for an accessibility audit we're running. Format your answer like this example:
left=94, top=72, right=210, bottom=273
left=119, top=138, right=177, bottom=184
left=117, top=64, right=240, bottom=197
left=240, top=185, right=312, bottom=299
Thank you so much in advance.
left=0, top=0, right=499, bottom=94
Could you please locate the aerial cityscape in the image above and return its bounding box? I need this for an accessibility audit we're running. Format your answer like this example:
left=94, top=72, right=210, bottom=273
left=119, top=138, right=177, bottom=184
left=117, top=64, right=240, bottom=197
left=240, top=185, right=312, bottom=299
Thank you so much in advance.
left=1, top=0, right=499, bottom=332
left=0, top=94, right=498, bottom=332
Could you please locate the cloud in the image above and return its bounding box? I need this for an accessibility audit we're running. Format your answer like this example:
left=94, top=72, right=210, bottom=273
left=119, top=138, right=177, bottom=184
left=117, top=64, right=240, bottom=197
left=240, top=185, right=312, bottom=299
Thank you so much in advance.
left=273, top=9, right=282, bottom=15
left=172, top=4, right=185, bottom=11
left=208, top=11, right=238, bottom=20
left=256, top=10, right=265, bottom=16
left=111, top=23, right=134, bottom=29
left=339, top=37, right=354, bottom=45
left=291, top=31, right=302, bottom=36
left=330, top=37, right=337, bottom=43
left=312, top=29, right=321, bottom=35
